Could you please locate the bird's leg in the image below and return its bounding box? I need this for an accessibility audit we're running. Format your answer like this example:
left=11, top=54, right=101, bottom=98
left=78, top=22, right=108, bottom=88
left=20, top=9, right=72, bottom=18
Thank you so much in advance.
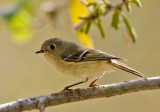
left=63, top=81, right=84, bottom=91
left=63, top=78, right=88, bottom=91
left=89, top=78, right=99, bottom=87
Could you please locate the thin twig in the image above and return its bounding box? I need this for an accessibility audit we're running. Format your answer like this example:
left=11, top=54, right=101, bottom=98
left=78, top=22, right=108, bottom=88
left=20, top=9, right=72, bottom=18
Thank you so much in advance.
left=104, top=1, right=124, bottom=15
left=38, top=99, right=45, bottom=112
left=39, top=103, right=45, bottom=112
left=0, top=77, right=160, bottom=112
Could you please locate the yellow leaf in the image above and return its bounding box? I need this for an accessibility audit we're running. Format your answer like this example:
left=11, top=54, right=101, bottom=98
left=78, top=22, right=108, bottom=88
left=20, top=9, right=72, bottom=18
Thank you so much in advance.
left=77, top=32, right=93, bottom=47
left=69, top=0, right=94, bottom=47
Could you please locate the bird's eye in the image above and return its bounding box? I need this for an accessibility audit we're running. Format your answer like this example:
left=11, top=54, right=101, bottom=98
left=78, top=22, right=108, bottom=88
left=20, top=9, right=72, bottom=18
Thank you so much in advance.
left=50, top=44, right=55, bottom=50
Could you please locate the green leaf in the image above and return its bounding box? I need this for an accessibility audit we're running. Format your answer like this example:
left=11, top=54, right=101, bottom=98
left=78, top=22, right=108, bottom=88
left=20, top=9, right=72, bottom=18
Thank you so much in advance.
left=122, top=15, right=137, bottom=43
left=95, top=19, right=105, bottom=38
left=23, top=1, right=34, bottom=16
left=92, top=6, right=99, bottom=17
left=111, top=9, right=121, bottom=30
left=87, top=2, right=97, bottom=7
left=131, top=0, right=142, bottom=8
left=98, top=4, right=106, bottom=15
left=125, top=2, right=132, bottom=12
left=101, top=0, right=107, bottom=4
left=85, top=22, right=91, bottom=34
left=8, top=9, right=34, bottom=44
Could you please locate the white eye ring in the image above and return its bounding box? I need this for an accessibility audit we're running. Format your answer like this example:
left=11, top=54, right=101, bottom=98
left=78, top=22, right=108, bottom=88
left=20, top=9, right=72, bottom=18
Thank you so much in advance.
left=49, top=44, right=56, bottom=50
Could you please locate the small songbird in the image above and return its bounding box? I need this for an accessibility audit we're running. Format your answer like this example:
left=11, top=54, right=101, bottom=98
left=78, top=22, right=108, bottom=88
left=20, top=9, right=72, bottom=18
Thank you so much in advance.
left=36, top=38, right=146, bottom=90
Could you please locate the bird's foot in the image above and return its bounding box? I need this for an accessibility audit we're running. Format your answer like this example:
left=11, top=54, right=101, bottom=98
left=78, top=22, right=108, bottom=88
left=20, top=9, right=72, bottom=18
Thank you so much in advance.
left=89, top=83, right=99, bottom=87
left=61, top=87, right=73, bottom=92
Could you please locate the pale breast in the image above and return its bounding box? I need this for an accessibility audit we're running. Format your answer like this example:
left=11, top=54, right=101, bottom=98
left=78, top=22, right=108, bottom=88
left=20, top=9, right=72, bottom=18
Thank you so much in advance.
left=57, top=60, right=115, bottom=80
left=44, top=53, right=115, bottom=80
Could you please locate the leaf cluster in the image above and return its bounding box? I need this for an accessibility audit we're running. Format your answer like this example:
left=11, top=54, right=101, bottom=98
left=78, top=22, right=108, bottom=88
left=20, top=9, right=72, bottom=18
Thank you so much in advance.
left=75, top=0, right=142, bottom=44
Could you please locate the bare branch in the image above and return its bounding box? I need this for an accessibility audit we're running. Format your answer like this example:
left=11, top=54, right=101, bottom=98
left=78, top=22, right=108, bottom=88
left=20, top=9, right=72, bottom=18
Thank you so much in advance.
left=0, top=77, right=160, bottom=112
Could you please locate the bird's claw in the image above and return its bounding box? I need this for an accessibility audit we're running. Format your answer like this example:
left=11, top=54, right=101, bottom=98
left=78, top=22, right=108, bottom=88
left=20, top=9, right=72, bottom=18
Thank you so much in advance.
left=89, top=83, right=99, bottom=87
left=61, top=87, right=73, bottom=92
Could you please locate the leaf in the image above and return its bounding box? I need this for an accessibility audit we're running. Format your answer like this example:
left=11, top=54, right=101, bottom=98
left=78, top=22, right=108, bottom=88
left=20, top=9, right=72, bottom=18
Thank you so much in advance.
left=98, top=4, right=106, bottom=15
left=125, top=2, right=132, bottom=12
left=85, top=22, right=91, bottom=34
left=95, top=19, right=105, bottom=38
left=0, top=0, right=28, bottom=19
left=122, top=15, right=137, bottom=43
left=131, top=0, right=142, bottom=8
left=23, top=0, right=34, bottom=16
left=111, top=9, right=121, bottom=30
left=77, top=32, right=94, bottom=47
left=8, top=9, right=34, bottom=44
left=69, top=0, right=94, bottom=47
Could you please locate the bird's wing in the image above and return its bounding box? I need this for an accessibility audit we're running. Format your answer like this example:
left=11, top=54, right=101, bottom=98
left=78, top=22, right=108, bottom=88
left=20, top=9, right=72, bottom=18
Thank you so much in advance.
left=62, top=49, right=124, bottom=62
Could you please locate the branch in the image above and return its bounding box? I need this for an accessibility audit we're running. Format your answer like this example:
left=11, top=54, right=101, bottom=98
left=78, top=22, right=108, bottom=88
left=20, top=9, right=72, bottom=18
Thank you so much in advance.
left=73, top=0, right=125, bottom=31
left=0, top=77, right=160, bottom=112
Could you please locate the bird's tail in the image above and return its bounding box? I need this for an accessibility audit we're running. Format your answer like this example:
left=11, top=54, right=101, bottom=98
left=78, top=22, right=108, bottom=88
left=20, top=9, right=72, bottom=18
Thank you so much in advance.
left=110, top=60, right=146, bottom=78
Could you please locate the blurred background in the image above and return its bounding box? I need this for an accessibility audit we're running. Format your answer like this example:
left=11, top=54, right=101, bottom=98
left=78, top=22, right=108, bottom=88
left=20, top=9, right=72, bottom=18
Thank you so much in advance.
left=0, top=0, right=160, bottom=112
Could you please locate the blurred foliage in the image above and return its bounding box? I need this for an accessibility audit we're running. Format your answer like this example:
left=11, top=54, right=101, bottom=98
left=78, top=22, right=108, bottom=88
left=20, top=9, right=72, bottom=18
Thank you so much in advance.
left=70, top=0, right=142, bottom=45
left=125, top=0, right=142, bottom=12
left=69, top=0, right=94, bottom=47
left=111, top=9, right=121, bottom=30
left=0, top=0, right=142, bottom=46
left=8, top=9, right=33, bottom=44
left=121, top=14, right=137, bottom=43
left=0, top=0, right=34, bottom=44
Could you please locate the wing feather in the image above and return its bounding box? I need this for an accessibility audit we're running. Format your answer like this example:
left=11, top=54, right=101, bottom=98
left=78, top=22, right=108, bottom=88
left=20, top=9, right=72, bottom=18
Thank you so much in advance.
left=62, top=49, right=124, bottom=62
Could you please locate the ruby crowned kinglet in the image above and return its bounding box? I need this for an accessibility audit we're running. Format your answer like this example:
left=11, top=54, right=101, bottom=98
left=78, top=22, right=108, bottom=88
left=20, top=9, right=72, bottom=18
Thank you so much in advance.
left=36, top=38, right=146, bottom=90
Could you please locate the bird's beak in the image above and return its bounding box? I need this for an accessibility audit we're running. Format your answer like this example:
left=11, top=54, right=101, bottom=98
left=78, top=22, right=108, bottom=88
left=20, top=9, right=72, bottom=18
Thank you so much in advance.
left=35, top=50, right=44, bottom=54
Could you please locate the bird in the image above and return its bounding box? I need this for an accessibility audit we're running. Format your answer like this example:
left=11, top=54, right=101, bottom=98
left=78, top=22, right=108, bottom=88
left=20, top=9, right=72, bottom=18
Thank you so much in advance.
left=35, top=38, right=146, bottom=91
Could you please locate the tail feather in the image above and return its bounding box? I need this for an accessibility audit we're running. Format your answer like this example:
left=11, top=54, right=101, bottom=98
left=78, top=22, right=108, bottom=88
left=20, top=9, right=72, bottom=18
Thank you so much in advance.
left=110, top=60, right=146, bottom=78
